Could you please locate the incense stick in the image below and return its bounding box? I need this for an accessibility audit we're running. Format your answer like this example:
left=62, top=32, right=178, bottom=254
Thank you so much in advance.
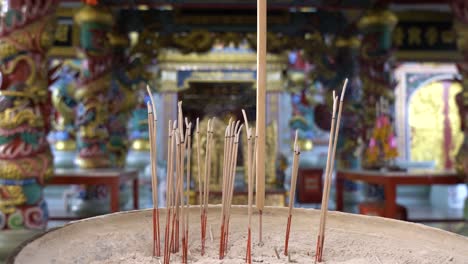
left=315, top=93, right=338, bottom=263
left=225, top=124, right=243, bottom=253
left=219, top=123, right=232, bottom=259
left=164, top=121, right=175, bottom=264
left=146, top=86, right=161, bottom=257
left=242, top=110, right=253, bottom=264
left=183, top=119, right=192, bottom=263
left=220, top=122, right=243, bottom=259
left=195, top=118, right=203, bottom=251
left=315, top=79, right=348, bottom=263
left=256, top=0, right=267, bottom=246
left=285, top=130, right=300, bottom=256
left=201, top=118, right=213, bottom=255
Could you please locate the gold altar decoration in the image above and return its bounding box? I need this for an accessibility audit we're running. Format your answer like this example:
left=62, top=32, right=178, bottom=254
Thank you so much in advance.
left=191, top=118, right=226, bottom=189
left=157, top=50, right=287, bottom=92
left=192, top=118, right=278, bottom=189
left=409, top=81, right=463, bottom=170
left=242, top=121, right=278, bottom=187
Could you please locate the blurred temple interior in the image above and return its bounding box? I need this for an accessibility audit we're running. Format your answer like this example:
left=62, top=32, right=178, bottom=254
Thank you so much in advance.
left=0, top=0, right=468, bottom=262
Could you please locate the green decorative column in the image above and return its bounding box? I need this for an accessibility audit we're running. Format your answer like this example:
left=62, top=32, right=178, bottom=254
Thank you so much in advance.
left=50, top=64, right=79, bottom=169
left=0, top=0, right=58, bottom=260
left=74, top=3, right=114, bottom=168
left=70, top=2, right=115, bottom=217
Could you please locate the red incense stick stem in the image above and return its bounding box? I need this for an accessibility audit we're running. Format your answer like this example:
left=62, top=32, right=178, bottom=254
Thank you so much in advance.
left=201, top=212, right=207, bottom=255
left=170, top=214, right=177, bottom=253
left=182, top=237, right=186, bottom=263
left=153, top=208, right=161, bottom=257
left=156, top=209, right=161, bottom=256
left=315, top=235, right=324, bottom=263
left=164, top=208, right=171, bottom=264
left=219, top=221, right=225, bottom=259
left=153, top=209, right=156, bottom=256
left=224, top=219, right=230, bottom=252
left=245, top=228, right=252, bottom=264
left=284, top=214, right=292, bottom=256
left=175, top=219, right=180, bottom=252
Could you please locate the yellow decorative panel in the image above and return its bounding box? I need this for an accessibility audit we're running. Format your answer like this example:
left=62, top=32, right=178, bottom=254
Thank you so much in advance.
left=409, top=81, right=463, bottom=169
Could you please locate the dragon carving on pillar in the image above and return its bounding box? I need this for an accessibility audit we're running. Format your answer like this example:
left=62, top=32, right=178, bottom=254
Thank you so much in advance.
left=0, top=0, right=58, bottom=231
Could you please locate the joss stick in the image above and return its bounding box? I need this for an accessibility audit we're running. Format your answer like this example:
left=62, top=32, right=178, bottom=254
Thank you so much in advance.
left=164, top=121, right=175, bottom=264
left=175, top=102, right=185, bottom=253
left=284, top=130, right=300, bottom=256
left=315, top=93, right=337, bottom=263
left=146, top=101, right=160, bottom=257
left=225, top=124, right=243, bottom=251
left=195, top=119, right=204, bottom=255
left=242, top=110, right=253, bottom=264
left=206, top=120, right=214, bottom=206
left=201, top=119, right=213, bottom=255
left=315, top=79, right=348, bottom=263
left=146, top=86, right=161, bottom=257
left=184, top=119, right=192, bottom=263
left=171, top=125, right=186, bottom=255
left=180, top=128, right=187, bottom=262
left=219, top=123, right=232, bottom=259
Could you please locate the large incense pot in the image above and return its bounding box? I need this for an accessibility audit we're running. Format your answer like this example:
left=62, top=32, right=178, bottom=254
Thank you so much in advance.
left=9, top=206, right=468, bottom=264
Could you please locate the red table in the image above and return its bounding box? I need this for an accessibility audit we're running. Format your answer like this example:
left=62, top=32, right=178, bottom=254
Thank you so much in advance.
left=48, top=168, right=139, bottom=219
left=336, top=169, right=465, bottom=219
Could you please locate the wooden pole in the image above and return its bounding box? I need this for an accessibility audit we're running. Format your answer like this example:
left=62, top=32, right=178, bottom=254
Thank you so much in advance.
left=256, top=0, right=267, bottom=246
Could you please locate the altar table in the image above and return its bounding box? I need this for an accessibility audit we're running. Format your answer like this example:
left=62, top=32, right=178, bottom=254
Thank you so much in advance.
left=47, top=168, right=139, bottom=220
left=336, top=169, right=465, bottom=220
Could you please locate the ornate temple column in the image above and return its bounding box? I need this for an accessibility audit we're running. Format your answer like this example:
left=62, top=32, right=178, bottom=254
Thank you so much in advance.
left=451, top=0, right=468, bottom=229
left=74, top=2, right=114, bottom=168
left=334, top=36, right=362, bottom=168
left=108, top=32, right=138, bottom=168
left=0, top=0, right=58, bottom=259
left=50, top=64, right=78, bottom=168
left=357, top=7, right=401, bottom=210
left=358, top=7, right=398, bottom=164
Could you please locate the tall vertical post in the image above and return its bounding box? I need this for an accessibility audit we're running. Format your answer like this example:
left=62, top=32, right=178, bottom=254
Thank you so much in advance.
left=256, top=0, right=267, bottom=244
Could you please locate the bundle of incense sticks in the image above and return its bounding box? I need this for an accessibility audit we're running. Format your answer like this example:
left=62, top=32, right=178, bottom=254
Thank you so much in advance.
left=200, top=119, right=214, bottom=255
left=284, top=130, right=300, bottom=257
left=146, top=87, right=161, bottom=257
left=157, top=102, right=194, bottom=264
left=219, top=120, right=243, bottom=259
left=242, top=110, right=256, bottom=264
left=315, top=79, right=348, bottom=263
left=163, top=120, right=175, bottom=264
